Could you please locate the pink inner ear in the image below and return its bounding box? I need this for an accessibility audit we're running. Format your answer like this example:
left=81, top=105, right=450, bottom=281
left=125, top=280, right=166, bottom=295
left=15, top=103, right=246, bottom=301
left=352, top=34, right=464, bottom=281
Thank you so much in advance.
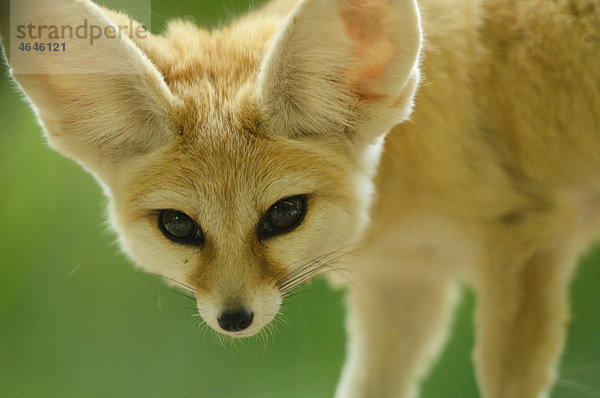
left=339, top=0, right=387, bottom=44
left=339, top=0, right=397, bottom=100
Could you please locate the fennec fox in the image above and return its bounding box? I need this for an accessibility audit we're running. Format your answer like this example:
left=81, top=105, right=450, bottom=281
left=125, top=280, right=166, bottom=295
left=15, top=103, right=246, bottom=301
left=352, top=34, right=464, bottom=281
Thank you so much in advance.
left=2, top=0, right=599, bottom=396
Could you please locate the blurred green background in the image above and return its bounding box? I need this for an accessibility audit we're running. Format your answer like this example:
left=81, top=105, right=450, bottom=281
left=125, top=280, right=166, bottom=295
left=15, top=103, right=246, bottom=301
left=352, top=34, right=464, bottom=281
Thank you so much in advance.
left=1, top=1, right=599, bottom=397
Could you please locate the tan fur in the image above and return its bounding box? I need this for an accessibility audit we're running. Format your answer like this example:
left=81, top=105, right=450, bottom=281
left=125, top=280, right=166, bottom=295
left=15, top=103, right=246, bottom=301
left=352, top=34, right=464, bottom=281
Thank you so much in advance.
left=2, top=0, right=600, bottom=396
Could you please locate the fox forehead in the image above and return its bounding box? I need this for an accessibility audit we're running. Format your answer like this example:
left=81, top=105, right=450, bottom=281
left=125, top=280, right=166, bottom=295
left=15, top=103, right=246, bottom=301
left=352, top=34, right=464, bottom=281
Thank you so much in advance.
left=119, top=125, right=355, bottom=234
left=151, top=17, right=281, bottom=105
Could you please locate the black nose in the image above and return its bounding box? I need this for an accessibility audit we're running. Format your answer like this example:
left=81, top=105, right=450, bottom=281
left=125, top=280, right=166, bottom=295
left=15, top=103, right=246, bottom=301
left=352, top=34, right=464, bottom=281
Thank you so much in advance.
left=218, top=309, right=254, bottom=332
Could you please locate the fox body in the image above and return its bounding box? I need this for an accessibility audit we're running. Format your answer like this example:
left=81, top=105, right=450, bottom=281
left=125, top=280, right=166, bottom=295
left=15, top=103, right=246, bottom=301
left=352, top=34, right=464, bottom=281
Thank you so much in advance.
left=2, top=0, right=600, bottom=396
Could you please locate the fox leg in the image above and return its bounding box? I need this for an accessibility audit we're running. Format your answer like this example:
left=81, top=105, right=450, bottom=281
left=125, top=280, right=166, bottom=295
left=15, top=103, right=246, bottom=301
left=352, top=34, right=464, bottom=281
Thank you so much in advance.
left=335, top=274, right=458, bottom=398
left=474, top=238, right=579, bottom=398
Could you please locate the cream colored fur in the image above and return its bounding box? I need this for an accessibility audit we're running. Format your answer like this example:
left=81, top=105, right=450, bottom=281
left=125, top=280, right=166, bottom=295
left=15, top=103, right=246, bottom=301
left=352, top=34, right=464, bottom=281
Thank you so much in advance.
left=2, top=0, right=600, bottom=397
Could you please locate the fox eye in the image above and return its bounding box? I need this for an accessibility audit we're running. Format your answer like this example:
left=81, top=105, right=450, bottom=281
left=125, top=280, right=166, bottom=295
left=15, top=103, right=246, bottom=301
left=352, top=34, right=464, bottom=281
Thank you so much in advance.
left=158, top=210, right=204, bottom=246
left=258, top=195, right=307, bottom=239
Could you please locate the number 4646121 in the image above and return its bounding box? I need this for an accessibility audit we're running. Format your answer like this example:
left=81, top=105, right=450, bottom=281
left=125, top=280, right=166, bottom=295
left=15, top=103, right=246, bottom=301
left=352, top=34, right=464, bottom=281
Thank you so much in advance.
left=18, top=42, right=66, bottom=52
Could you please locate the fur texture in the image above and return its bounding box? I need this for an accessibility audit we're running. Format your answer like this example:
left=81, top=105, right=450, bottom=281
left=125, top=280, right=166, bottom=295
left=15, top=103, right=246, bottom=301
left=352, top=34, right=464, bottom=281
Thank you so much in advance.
left=2, top=0, right=600, bottom=397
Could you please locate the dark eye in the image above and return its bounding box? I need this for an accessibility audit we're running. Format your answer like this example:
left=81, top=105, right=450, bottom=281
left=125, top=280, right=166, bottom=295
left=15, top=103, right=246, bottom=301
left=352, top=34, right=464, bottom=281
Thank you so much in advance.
left=258, top=195, right=307, bottom=239
left=158, top=210, right=204, bottom=246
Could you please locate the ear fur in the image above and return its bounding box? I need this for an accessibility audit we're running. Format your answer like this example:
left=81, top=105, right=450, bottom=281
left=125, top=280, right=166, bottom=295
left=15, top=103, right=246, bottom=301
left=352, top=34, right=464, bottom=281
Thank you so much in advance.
left=4, top=0, right=179, bottom=179
left=257, top=0, right=422, bottom=143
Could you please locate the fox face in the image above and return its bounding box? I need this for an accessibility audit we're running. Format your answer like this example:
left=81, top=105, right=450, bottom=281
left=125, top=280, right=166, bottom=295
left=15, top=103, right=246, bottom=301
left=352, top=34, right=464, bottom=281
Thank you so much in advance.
left=2, top=0, right=421, bottom=336
left=111, top=125, right=374, bottom=336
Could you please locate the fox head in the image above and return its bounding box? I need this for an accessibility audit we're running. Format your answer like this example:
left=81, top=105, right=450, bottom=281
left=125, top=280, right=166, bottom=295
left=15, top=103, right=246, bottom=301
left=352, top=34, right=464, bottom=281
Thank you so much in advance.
left=2, top=0, right=421, bottom=337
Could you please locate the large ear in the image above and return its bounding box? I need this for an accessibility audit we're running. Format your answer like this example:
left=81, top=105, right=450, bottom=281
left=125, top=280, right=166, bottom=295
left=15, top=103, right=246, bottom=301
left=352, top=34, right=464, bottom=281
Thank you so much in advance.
left=256, top=0, right=422, bottom=143
left=2, top=0, right=179, bottom=179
